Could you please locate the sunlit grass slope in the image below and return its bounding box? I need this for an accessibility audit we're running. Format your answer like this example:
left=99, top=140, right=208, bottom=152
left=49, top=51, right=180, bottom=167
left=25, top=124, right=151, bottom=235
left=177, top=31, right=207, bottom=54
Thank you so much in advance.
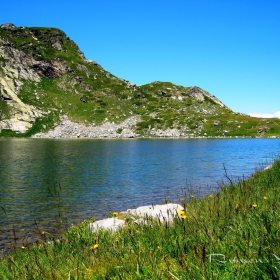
left=1, top=26, right=280, bottom=137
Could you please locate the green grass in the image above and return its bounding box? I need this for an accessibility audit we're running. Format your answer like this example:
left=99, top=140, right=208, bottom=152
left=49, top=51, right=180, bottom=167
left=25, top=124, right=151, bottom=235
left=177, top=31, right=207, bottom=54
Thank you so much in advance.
left=1, top=160, right=280, bottom=279
left=0, top=98, right=10, bottom=120
left=1, top=26, right=280, bottom=138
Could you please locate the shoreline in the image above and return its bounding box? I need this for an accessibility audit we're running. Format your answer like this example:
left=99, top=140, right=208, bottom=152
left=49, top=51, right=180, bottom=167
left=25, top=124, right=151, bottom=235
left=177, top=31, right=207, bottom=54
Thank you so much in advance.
left=28, top=116, right=280, bottom=139
left=1, top=161, right=279, bottom=278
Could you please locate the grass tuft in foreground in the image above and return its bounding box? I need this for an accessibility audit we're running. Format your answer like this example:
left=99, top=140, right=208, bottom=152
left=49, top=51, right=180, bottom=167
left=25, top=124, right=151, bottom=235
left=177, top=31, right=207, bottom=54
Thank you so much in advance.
left=0, top=161, right=280, bottom=279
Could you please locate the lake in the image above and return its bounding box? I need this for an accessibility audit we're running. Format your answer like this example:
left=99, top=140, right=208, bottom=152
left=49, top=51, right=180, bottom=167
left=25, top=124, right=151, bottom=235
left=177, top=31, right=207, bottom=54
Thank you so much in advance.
left=0, top=138, right=279, bottom=252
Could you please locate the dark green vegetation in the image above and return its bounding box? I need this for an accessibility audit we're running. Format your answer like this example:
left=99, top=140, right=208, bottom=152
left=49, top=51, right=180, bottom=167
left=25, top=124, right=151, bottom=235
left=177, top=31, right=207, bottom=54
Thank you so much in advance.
left=1, top=24, right=280, bottom=138
left=1, top=161, right=279, bottom=279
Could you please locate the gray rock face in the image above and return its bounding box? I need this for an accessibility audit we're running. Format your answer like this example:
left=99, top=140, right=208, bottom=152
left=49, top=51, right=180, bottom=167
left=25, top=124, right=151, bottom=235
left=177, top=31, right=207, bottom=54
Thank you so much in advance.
left=0, top=39, right=42, bottom=132
left=0, top=34, right=70, bottom=133
left=0, top=119, right=32, bottom=133
left=186, top=86, right=205, bottom=101
left=186, top=86, right=227, bottom=108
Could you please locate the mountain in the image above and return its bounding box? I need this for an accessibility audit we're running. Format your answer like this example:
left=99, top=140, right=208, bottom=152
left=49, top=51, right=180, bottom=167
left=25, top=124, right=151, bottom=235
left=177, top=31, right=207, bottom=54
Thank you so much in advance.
left=1, top=23, right=280, bottom=138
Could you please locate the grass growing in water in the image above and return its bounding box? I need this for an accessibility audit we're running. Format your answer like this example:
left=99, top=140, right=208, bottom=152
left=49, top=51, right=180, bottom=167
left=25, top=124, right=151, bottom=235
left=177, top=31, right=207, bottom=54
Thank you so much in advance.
left=0, top=161, right=280, bottom=279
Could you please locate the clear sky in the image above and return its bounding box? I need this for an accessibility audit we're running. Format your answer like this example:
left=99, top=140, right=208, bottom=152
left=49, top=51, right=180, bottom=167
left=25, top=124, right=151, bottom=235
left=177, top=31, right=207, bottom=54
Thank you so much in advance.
left=1, top=0, right=280, bottom=117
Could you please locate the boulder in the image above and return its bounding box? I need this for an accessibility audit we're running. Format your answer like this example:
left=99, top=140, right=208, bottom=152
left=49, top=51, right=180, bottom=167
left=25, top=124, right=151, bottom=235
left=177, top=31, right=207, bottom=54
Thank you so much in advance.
left=88, top=218, right=125, bottom=232
left=158, top=90, right=167, bottom=96
left=137, top=93, right=145, bottom=98
left=258, top=126, right=270, bottom=134
left=87, top=203, right=184, bottom=233
left=125, top=203, right=184, bottom=222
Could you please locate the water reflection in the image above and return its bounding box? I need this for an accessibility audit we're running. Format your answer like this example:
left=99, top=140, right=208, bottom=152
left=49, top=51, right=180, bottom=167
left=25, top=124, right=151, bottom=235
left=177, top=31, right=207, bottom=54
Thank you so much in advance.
left=0, top=138, right=279, bottom=251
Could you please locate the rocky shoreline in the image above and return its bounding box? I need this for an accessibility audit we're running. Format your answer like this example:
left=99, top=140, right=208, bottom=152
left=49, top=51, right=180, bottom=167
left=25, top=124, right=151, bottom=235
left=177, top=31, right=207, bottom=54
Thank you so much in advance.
left=31, top=115, right=199, bottom=139
left=32, top=116, right=140, bottom=139
left=31, top=116, right=279, bottom=139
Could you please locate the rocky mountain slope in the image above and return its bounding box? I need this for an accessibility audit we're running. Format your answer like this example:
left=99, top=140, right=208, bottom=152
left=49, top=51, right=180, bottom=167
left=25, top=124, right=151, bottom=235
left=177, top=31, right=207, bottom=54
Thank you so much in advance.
left=1, top=23, right=280, bottom=138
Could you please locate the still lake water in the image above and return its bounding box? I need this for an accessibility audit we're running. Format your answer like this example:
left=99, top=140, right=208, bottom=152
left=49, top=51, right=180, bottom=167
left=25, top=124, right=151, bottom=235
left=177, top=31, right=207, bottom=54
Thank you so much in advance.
left=0, top=138, right=279, bottom=250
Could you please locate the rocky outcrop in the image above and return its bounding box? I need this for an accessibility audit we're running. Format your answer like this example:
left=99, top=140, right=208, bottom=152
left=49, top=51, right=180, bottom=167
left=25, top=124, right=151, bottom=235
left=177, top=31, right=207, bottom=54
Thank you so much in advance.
left=214, top=120, right=220, bottom=126
left=0, top=27, right=72, bottom=133
left=186, top=86, right=205, bottom=101
left=186, top=86, right=227, bottom=108
left=0, top=38, right=42, bottom=132
left=0, top=23, right=16, bottom=30
left=258, top=126, right=270, bottom=135
left=0, top=37, right=71, bottom=79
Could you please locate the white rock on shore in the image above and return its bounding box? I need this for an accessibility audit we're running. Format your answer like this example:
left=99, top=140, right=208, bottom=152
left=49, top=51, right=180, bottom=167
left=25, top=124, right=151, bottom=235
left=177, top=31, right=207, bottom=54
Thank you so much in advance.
left=88, top=218, right=125, bottom=232
left=88, top=203, right=184, bottom=232
left=125, top=203, right=184, bottom=222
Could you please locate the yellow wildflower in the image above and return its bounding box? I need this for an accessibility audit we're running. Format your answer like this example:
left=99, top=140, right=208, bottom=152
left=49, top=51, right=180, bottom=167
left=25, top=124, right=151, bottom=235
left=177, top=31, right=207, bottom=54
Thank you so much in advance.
left=113, top=212, right=119, bottom=217
left=21, top=246, right=26, bottom=249
left=90, top=244, right=99, bottom=251
left=263, top=196, right=268, bottom=200
left=180, top=214, right=187, bottom=219
left=252, top=204, right=257, bottom=209
left=177, top=210, right=185, bottom=216
left=209, top=194, right=213, bottom=198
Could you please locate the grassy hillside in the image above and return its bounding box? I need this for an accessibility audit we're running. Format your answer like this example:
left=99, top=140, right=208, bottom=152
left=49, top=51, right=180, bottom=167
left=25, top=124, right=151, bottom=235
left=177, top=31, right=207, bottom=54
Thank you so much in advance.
left=1, top=24, right=280, bottom=138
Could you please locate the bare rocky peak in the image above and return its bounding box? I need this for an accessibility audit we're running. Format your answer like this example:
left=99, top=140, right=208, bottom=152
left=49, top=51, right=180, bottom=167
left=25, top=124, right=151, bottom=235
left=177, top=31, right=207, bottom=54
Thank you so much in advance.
left=0, top=23, right=16, bottom=30
left=186, top=86, right=228, bottom=108
left=186, top=86, right=206, bottom=101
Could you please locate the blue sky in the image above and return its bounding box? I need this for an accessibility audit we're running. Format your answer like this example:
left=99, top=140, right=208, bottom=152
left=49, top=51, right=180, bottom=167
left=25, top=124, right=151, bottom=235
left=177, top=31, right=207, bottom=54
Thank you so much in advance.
left=1, top=0, right=280, bottom=116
